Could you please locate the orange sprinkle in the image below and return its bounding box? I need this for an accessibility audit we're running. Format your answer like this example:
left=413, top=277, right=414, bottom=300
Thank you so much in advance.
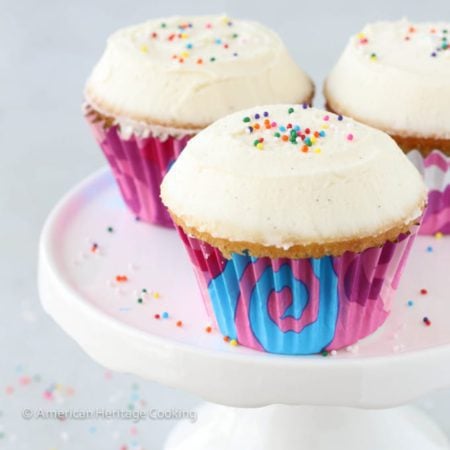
left=314, top=131, right=320, bottom=137
left=301, top=145, right=309, bottom=153
left=223, top=336, right=230, bottom=342
left=176, top=320, right=183, bottom=327
left=196, top=58, right=203, bottom=64
left=253, top=123, right=260, bottom=130
left=115, top=275, right=128, bottom=282
left=205, top=326, right=212, bottom=333
left=281, top=135, right=289, bottom=142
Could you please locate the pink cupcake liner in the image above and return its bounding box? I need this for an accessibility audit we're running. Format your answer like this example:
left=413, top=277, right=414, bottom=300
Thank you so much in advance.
left=176, top=226, right=417, bottom=355
left=87, top=116, right=192, bottom=227
left=407, top=150, right=450, bottom=235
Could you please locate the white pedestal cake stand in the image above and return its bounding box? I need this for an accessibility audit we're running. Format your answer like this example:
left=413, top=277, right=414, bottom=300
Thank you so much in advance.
left=38, top=169, right=450, bottom=450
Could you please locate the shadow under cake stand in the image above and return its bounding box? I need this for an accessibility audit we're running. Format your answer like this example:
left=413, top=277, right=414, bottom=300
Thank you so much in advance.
left=38, top=169, right=450, bottom=450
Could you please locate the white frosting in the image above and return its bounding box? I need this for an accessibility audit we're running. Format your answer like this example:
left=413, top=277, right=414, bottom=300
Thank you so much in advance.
left=85, top=15, right=313, bottom=129
left=325, top=19, right=450, bottom=139
left=161, top=105, right=426, bottom=248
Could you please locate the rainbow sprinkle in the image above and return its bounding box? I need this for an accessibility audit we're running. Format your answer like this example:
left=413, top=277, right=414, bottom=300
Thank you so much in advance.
left=242, top=106, right=354, bottom=153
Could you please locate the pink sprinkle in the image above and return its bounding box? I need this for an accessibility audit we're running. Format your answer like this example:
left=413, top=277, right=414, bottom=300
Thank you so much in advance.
left=5, top=386, right=14, bottom=395
left=43, top=390, right=53, bottom=400
left=19, top=376, right=31, bottom=386
left=271, top=121, right=277, bottom=127
left=205, top=23, right=212, bottom=29
left=323, top=115, right=330, bottom=121
left=347, top=134, right=354, bottom=141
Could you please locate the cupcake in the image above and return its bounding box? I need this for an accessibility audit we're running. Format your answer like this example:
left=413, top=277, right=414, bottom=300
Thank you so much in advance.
left=161, top=105, right=426, bottom=355
left=84, top=15, right=314, bottom=227
left=325, top=19, right=450, bottom=235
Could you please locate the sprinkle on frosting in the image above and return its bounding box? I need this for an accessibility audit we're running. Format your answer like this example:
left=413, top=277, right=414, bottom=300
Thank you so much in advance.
left=130, top=15, right=266, bottom=65
left=241, top=105, right=356, bottom=154
left=353, top=20, right=450, bottom=63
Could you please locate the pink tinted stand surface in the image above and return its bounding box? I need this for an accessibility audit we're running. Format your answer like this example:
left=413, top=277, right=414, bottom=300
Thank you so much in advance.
left=38, top=169, right=450, bottom=450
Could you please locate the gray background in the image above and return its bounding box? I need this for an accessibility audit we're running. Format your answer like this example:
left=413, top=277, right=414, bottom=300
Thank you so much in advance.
left=2, top=0, right=450, bottom=448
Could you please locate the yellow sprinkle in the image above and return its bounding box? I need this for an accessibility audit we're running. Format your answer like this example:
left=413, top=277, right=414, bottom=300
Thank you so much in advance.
left=357, top=32, right=365, bottom=39
left=180, top=33, right=189, bottom=39
left=314, top=148, right=321, bottom=154
left=311, top=136, right=317, bottom=144
left=321, top=124, right=329, bottom=129
left=230, top=339, right=238, bottom=346
left=256, top=143, right=264, bottom=150
left=435, top=232, right=444, bottom=239
left=152, top=292, right=161, bottom=299
left=140, top=44, right=149, bottom=53
left=370, top=54, right=377, bottom=61
left=180, top=51, right=190, bottom=58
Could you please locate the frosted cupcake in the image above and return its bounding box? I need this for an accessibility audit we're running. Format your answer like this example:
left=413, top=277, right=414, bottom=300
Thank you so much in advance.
left=161, top=105, right=426, bottom=355
left=325, top=20, right=450, bottom=235
left=84, top=15, right=314, bottom=227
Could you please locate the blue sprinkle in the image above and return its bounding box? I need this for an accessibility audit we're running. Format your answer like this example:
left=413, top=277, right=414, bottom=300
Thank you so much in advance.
left=319, top=130, right=326, bottom=137
left=294, top=125, right=300, bottom=131
left=162, top=312, right=169, bottom=319
left=215, top=38, right=222, bottom=44
left=338, top=115, right=343, bottom=121
left=254, top=113, right=260, bottom=119
left=263, top=111, right=269, bottom=117
left=279, top=126, right=286, bottom=132
left=186, top=43, right=193, bottom=49
left=407, top=300, right=414, bottom=307
left=431, top=52, right=437, bottom=57
left=302, top=103, right=308, bottom=109
left=426, top=246, right=433, bottom=252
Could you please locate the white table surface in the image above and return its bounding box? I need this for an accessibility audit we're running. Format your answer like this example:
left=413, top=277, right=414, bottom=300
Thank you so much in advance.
left=1, top=0, right=450, bottom=448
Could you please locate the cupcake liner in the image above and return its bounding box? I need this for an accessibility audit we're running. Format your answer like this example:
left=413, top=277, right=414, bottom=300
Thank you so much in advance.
left=87, top=117, right=192, bottom=227
left=177, top=226, right=417, bottom=355
left=407, top=150, right=450, bottom=235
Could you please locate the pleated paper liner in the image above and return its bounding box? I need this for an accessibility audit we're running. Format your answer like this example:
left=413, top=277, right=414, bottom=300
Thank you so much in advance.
left=407, top=150, right=450, bottom=235
left=86, top=113, right=192, bottom=227
left=177, top=226, right=418, bottom=355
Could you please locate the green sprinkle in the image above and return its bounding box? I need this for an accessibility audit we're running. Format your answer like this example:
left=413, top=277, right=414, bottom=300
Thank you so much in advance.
left=232, top=33, right=238, bottom=38
left=288, top=107, right=294, bottom=114
left=137, top=298, right=143, bottom=304
left=243, top=116, right=251, bottom=123
left=142, top=288, right=147, bottom=293
left=160, top=22, right=167, bottom=28
left=274, top=132, right=281, bottom=138
left=107, top=226, right=114, bottom=233
left=321, top=350, right=329, bottom=357
left=253, top=139, right=259, bottom=146
left=210, top=56, right=216, bottom=62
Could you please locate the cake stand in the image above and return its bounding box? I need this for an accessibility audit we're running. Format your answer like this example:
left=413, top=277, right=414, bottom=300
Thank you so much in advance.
left=38, top=169, right=450, bottom=450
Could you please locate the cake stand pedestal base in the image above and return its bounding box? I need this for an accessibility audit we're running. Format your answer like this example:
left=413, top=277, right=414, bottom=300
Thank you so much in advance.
left=165, top=404, right=449, bottom=450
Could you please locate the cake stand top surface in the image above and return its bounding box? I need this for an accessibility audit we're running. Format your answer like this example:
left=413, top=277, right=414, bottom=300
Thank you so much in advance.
left=39, top=169, right=450, bottom=408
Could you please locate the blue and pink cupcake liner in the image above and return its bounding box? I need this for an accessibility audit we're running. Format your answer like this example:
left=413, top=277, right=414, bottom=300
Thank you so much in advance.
left=177, top=226, right=418, bottom=355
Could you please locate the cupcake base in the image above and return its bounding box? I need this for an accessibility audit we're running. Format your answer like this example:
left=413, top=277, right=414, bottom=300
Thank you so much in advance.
left=177, top=226, right=417, bottom=355
left=85, top=106, right=192, bottom=227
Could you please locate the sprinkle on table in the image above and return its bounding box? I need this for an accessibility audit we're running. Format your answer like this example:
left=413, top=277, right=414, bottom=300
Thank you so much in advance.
left=423, top=317, right=432, bottom=327
left=115, top=275, right=128, bottom=283
left=420, top=288, right=428, bottom=295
